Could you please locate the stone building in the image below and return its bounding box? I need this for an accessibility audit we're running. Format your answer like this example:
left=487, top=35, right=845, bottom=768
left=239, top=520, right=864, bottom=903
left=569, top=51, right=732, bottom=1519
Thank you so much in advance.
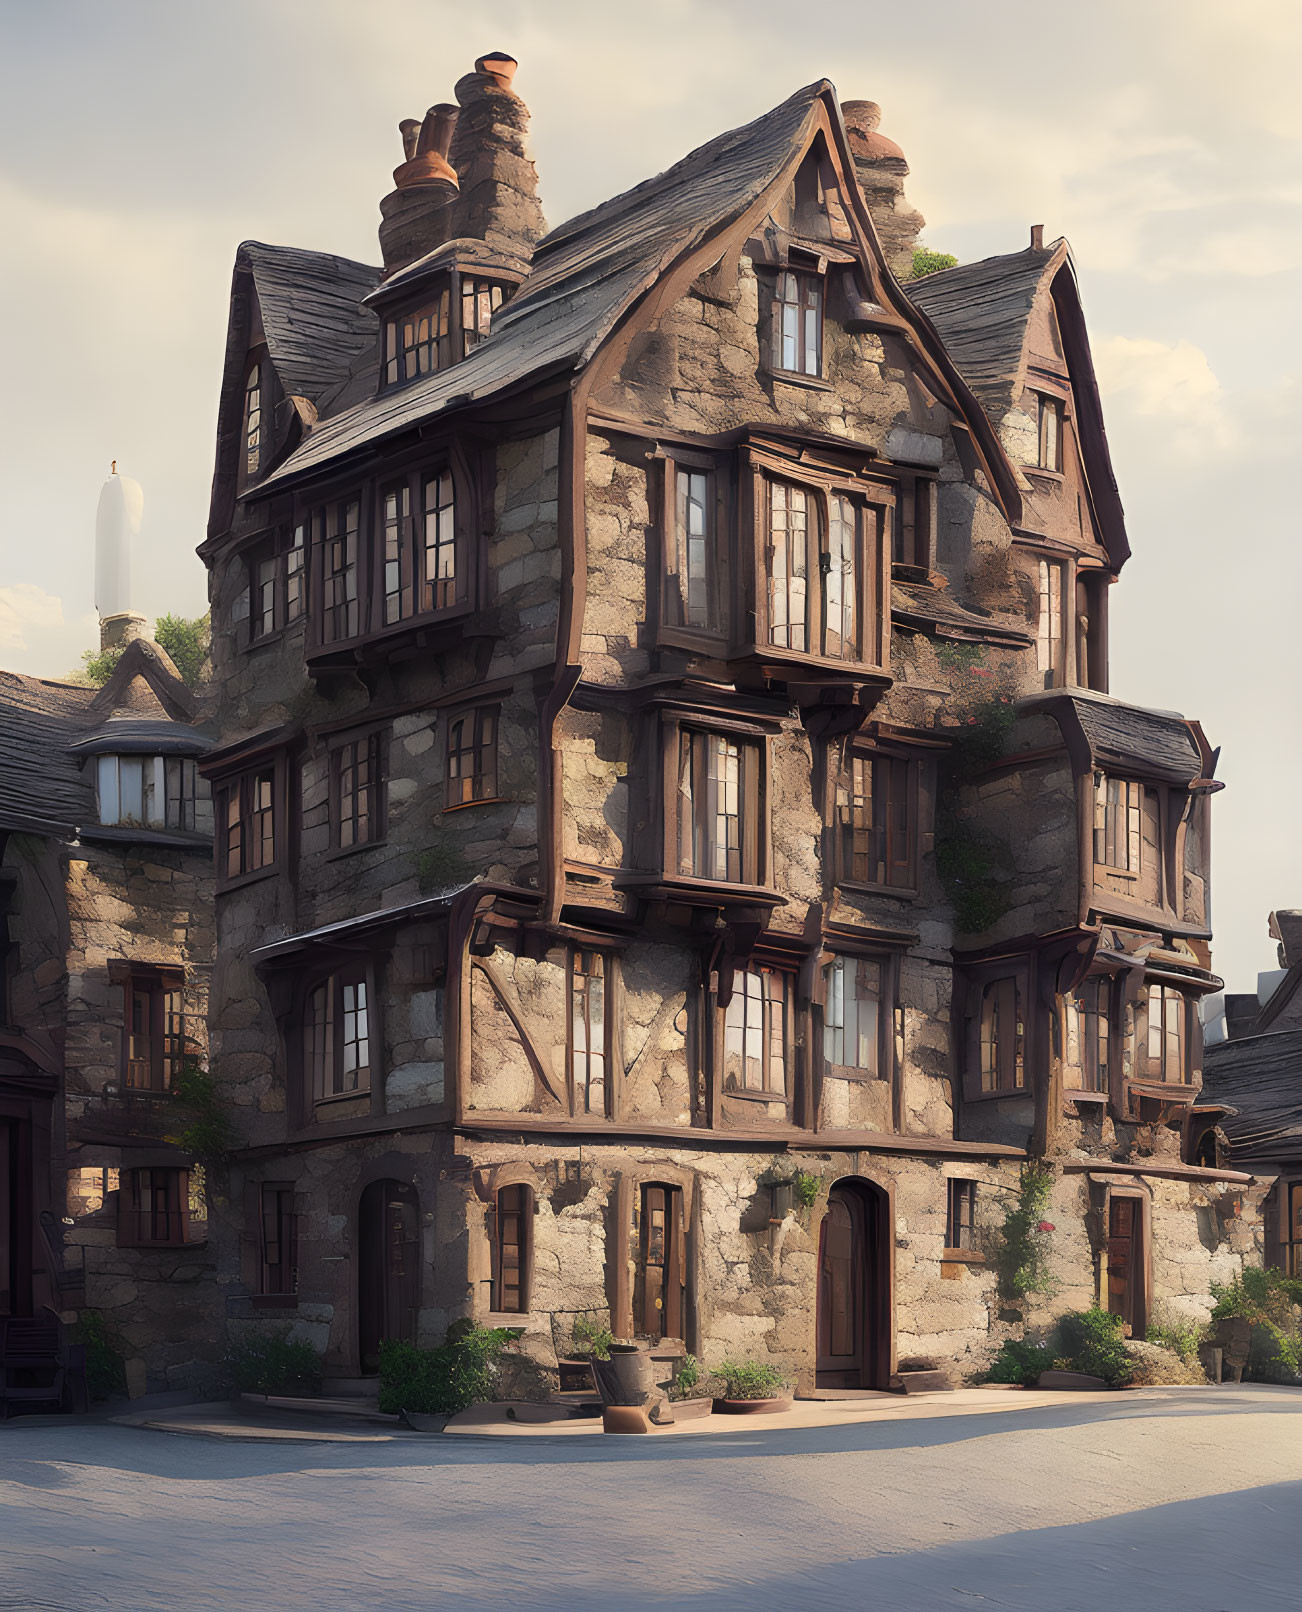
left=199, top=56, right=1259, bottom=1391
left=0, top=538, right=218, bottom=1392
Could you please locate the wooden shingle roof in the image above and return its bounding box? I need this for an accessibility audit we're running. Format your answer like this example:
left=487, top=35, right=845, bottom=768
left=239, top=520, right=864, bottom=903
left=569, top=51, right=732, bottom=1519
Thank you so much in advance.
left=907, top=245, right=1058, bottom=421
left=1202, top=1029, right=1302, bottom=1161
left=0, top=671, right=95, bottom=838
left=240, top=243, right=381, bottom=408
left=1022, top=690, right=1203, bottom=781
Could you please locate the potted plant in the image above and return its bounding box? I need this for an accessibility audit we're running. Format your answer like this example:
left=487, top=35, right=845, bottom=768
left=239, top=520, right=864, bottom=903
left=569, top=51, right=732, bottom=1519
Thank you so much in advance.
left=714, top=1357, right=792, bottom=1414
left=663, top=1353, right=712, bottom=1421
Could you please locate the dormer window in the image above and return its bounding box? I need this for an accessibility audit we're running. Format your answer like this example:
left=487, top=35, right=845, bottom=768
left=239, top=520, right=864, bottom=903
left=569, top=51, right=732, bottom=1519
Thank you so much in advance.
left=384, top=291, right=452, bottom=386
left=771, top=269, right=823, bottom=377
left=97, top=755, right=205, bottom=831
left=244, top=363, right=262, bottom=479
left=461, top=279, right=505, bottom=355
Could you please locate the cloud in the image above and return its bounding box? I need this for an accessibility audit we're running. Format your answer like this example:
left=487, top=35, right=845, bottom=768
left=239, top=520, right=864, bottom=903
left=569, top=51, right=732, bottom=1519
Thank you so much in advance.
left=1093, top=335, right=1238, bottom=455
left=0, top=583, right=64, bottom=653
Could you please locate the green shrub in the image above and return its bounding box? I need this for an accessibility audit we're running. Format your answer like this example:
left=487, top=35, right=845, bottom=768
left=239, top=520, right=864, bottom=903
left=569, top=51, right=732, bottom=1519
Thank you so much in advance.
left=1145, top=1314, right=1207, bottom=1367
left=715, top=1358, right=790, bottom=1399
left=571, top=1314, right=614, bottom=1360
left=377, top=1323, right=514, bottom=1416
left=792, top=1170, right=821, bottom=1208
left=992, top=1162, right=1057, bottom=1304
left=1054, top=1307, right=1134, bottom=1387
left=75, top=1309, right=128, bottom=1402
left=154, top=612, right=210, bottom=686
left=170, top=1057, right=237, bottom=1160
left=985, top=1338, right=1054, bottom=1385
left=910, top=247, right=958, bottom=280
left=672, top=1353, right=701, bottom=1399
left=1212, top=1267, right=1302, bottom=1382
left=225, top=1327, right=323, bottom=1395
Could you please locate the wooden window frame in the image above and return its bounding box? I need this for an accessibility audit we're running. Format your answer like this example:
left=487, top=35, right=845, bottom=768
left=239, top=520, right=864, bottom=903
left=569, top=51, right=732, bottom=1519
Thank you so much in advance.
left=215, top=761, right=282, bottom=888
left=304, top=963, right=374, bottom=1107
left=259, top=1182, right=299, bottom=1297
left=1093, top=773, right=1144, bottom=877
left=1066, top=974, right=1111, bottom=1096
left=893, top=473, right=939, bottom=573
left=673, top=725, right=764, bottom=887
left=248, top=524, right=307, bottom=646
left=117, top=1167, right=193, bottom=1248
left=973, top=975, right=1026, bottom=1098
left=769, top=267, right=824, bottom=379
left=329, top=729, right=387, bottom=853
left=1036, top=392, right=1064, bottom=472
left=945, top=1178, right=977, bottom=1253
left=721, top=961, right=795, bottom=1105
left=382, top=288, right=453, bottom=388
left=660, top=455, right=726, bottom=643
left=376, top=465, right=462, bottom=629
left=567, top=947, right=610, bottom=1118
left=1138, top=982, right=1191, bottom=1086
left=492, top=1182, right=532, bottom=1314
left=1283, top=1182, right=1302, bottom=1280
left=310, top=494, right=364, bottom=646
left=244, top=362, right=262, bottom=481
left=820, top=953, right=887, bottom=1083
left=1036, top=556, right=1068, bottom=689
left=762, top=476, right=875, bottom=663
left=445, top=702, right=501, bottom=811
left=837, top=745, right=920, bottom=895
left=460, top=278, right=506, bottom=356
left=122, top=966, right=186, bottom=1094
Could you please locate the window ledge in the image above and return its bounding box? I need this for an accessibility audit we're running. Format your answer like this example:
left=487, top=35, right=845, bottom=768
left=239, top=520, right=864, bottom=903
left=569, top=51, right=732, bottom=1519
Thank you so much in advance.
left=483, top=1313, right=531, bottom=1329
left=217, top=865, right=280, bottom=895
left=823, top=1062, right=885, bottom=1085
left=79, top=825, right=214, bottom=853
left=766, top=368, right=834, bottom=392
left=250, top=1293, right=299, bottom=1310
left=326, top=838, right=386, bottom=862
left=722, top=1086, right=792, bottom=1105
left=1025, top=467, right=1065, bottom=483
left=941, top=1248, right=986, bottom=1265
left=313, top=1089, right=373, bottom=1111
left=443, top=796, right=508, bottom=815
left=838, top=879, right=919, bottom=901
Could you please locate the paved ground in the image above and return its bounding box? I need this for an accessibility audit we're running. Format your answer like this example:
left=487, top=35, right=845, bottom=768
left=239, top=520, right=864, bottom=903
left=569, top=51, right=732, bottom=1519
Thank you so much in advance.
left=2, top=1385, right=1299, bottom=1610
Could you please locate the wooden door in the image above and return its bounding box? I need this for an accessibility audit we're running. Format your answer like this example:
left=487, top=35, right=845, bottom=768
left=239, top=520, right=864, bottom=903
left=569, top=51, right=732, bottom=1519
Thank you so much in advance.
left=635, top=1184, right=684, bottom=1341
left=0, top=1117, right=32, bottom=1319
left=817, top=1186, right=866, bottom=1387
left=358, top=1180, right=420, bottom=1372
left=1106, top=1196, right=1143, bottom=1335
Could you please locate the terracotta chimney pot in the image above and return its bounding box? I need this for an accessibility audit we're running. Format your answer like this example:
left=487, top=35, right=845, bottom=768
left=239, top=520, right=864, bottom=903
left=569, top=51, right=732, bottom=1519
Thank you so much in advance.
left=393, top=103, right=460, bottom=195
left=475, top=52, right=518, bottom=91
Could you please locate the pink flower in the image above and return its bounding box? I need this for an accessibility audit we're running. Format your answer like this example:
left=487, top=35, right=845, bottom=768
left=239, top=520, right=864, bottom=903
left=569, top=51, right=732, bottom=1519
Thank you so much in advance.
left=1038, top=1221, right=1055, bottom=1233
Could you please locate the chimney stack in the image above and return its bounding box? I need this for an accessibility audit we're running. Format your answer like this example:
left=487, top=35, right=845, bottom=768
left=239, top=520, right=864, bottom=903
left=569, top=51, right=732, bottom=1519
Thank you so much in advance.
left=378, top=103, right=461, bottom=275
left=841, top=101, right=925, bottom=281
left=444, top=52, right=546, bottom=265
left=95, top=465, right=148, bottom=653
left=1030, top=223, right=1045, bottom=251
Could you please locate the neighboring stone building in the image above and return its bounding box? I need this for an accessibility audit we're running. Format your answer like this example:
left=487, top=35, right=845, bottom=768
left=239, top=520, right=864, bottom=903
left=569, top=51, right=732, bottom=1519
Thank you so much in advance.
left=0, top=484, right=219, bottom=1394
left=199, top=56, right=1259, bottom=1391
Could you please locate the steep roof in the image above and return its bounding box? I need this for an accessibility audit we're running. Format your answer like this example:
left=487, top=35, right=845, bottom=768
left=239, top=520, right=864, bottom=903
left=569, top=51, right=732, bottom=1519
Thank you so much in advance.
left=1202, top=1029, right=1302, bottom=1160
left=258, top=82, right=828, bottom=489
left=909, top=243, right=1130, bottom=570
left=907, top=245, right=1057, bottom=421
left=240, top=242, right=381, bottom=407
left=0, top=671, right=95, bottom=838
left=891, top=581, right=1032, bottom=647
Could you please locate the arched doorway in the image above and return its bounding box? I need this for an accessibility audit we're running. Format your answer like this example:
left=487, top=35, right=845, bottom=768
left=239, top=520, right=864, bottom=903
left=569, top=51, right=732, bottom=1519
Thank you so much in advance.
left=357, top=1179, right=420, bottom=1373
left=816, top=1179, right=891, bottom=1390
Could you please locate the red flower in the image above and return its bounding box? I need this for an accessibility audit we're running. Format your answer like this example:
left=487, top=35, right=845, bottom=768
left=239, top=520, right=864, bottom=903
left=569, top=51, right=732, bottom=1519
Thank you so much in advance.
left=1038, top=1220, right=1055, bottom=1233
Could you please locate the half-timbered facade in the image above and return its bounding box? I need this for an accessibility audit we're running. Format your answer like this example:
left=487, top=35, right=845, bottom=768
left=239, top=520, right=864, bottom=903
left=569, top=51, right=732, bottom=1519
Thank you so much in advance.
left=201, top=56, right=1260, bottom=1388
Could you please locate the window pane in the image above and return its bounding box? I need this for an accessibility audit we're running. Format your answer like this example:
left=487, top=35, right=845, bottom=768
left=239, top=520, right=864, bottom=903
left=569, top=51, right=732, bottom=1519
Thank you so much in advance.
left=423, top=470, right=456, bottom=612
left=825, top=494, right=857, bottom=658
left=673, top=468, right=713, bottom=629
left=98, top=755, right=120, bottom=823
left=768, top=481, right=809, bottom=652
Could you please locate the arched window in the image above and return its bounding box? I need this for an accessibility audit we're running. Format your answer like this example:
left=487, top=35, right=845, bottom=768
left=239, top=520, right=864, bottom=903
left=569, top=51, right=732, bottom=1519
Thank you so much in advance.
left=244, top=363, right=262, bottom=479
left=493, top=1183, right=532, bottom=1314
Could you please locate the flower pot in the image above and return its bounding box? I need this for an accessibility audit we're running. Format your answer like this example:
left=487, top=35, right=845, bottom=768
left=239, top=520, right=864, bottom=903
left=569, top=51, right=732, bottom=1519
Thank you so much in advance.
left=660, top=1395, right=713, bottom=1422
left=716, top=1395, right=793, bottom=1415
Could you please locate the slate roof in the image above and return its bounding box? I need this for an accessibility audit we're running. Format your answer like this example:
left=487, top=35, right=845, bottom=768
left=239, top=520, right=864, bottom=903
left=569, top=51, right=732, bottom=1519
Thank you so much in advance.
left=907, top=245, right=1058, bottom=421
left=0, top=671, right=95, bottom=837
left=892, top=582, right=1033, bottom=646
left=1202, top=1030, right=1302, bottom=1160
left=255, top=82, right=842, bottom=490
left=1025, top=691, right=1203, bottom=780
left=241, top=242, right=381, bottom=407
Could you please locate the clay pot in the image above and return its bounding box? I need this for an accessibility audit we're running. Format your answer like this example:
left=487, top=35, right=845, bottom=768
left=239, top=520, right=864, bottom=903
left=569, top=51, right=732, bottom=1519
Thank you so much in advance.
left=716, top=1396, right=793, bottom=1415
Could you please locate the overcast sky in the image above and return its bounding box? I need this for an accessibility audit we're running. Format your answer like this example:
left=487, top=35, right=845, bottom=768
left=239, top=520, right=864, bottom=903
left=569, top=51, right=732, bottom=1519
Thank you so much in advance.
left=0, top=0, right=1298, bottom=994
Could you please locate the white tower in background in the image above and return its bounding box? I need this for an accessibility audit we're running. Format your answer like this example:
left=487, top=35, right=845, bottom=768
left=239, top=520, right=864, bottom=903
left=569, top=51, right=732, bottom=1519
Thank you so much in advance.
left=95, top=462, right=147, bottom=651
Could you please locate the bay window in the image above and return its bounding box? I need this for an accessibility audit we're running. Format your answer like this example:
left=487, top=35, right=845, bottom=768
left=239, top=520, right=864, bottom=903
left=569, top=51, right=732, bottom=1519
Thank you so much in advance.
left=763, top=477, right=880, bottom=663
left=723, top=964, right=792, bottom=1100
left=305, top=967, right=371, bottom=1102
left=676, top=728, right=762, bottom=885
left=97, top=755, right=205, bottom=832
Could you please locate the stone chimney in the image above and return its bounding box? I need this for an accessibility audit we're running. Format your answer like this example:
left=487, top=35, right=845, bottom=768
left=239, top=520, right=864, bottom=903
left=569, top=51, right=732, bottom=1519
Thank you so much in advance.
left=95, top=464, right=149, bottom=652
left=444, top=53, right=546, bottom=264
left=841, top=101, right=925, bottom=281
left=378, top=103, right=461, bottom=275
